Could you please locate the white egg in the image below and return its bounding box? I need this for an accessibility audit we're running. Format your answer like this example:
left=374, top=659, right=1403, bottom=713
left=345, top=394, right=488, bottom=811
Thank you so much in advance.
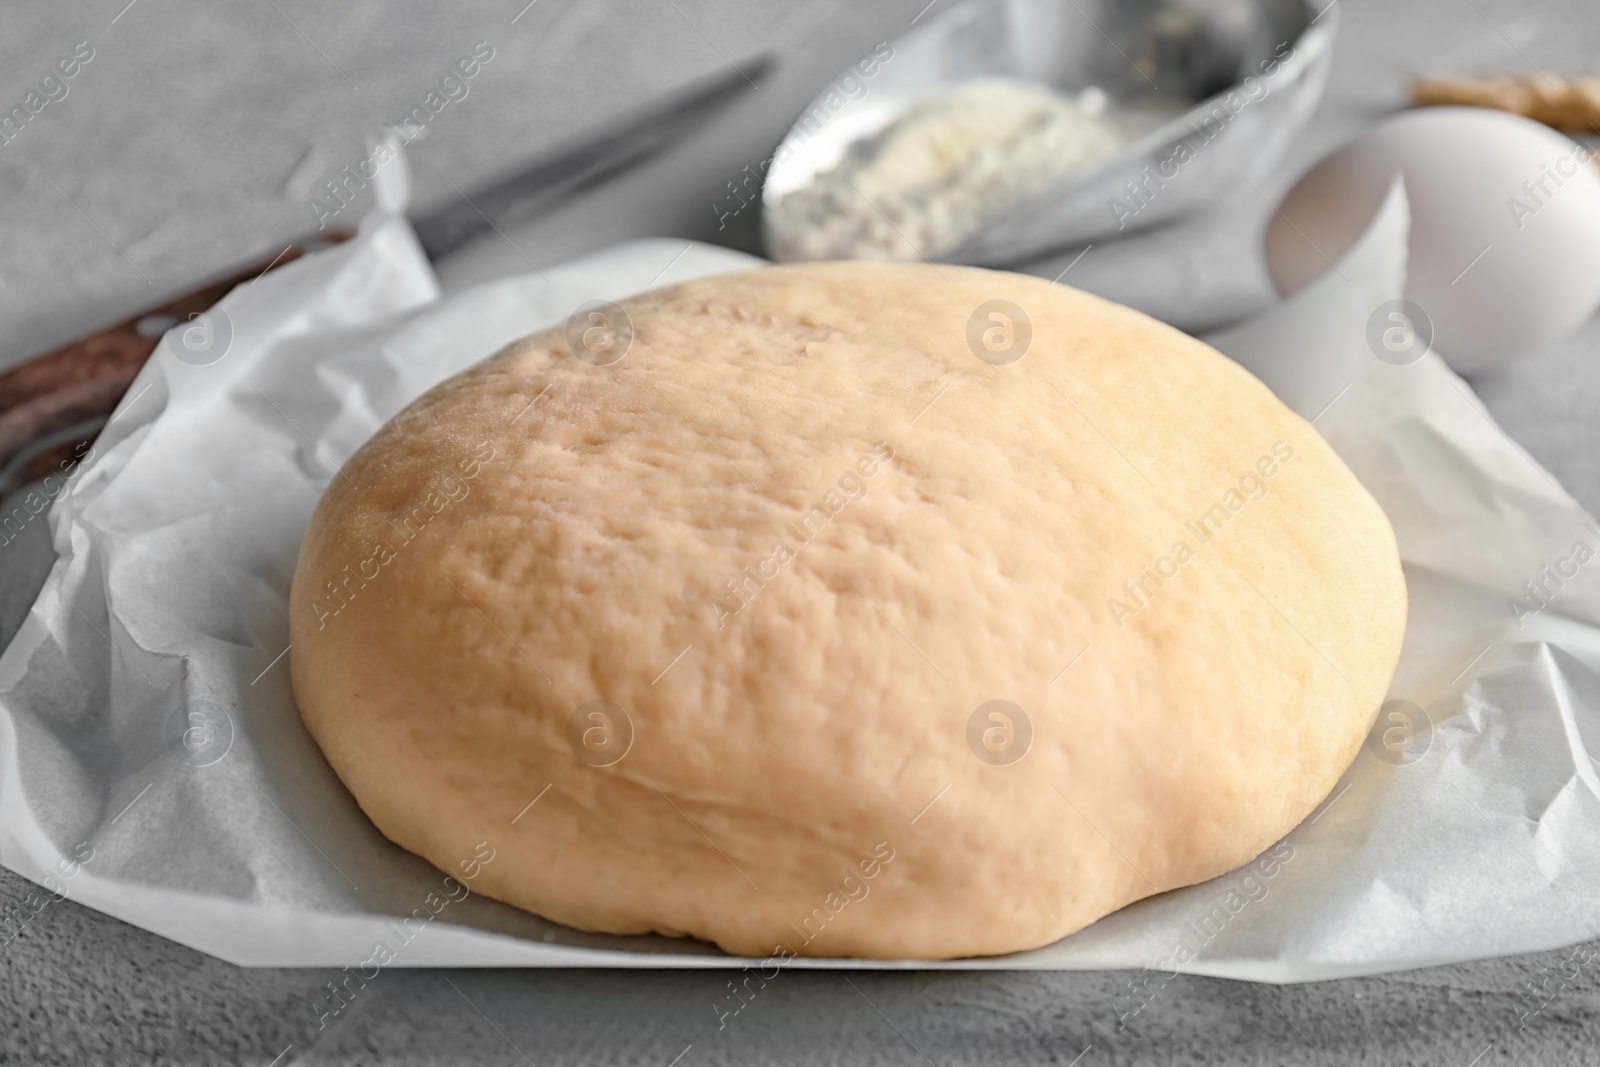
left=1264, top=107, right=1600, bottom=374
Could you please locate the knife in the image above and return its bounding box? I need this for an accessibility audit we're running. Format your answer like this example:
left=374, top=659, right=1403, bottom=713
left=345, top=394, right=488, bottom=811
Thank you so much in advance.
left=0, top=55, right=773, bottom=499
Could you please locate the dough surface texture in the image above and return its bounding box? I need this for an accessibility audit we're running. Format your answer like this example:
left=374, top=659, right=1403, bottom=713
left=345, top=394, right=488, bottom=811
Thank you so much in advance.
left=289, top=261, right=1407, bottom=960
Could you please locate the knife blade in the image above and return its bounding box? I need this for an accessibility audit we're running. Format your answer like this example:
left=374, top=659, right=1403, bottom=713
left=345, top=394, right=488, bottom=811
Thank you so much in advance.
left=413, top=54, right=774, bottom=260
left=0, top=55, right=772, bottom=497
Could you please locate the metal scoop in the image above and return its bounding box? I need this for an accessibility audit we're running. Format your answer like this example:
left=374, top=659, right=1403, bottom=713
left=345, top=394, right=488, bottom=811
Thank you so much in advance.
left=763, top=0, right=1336, bottom=267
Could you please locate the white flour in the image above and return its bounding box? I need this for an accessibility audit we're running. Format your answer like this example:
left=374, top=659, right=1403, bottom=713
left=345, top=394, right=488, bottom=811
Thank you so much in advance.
left=768, top=79, right=1128, bottom=262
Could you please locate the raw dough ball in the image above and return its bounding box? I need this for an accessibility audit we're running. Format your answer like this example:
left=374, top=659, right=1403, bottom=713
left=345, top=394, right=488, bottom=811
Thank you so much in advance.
left=289, top=262, right=1406, bottom=960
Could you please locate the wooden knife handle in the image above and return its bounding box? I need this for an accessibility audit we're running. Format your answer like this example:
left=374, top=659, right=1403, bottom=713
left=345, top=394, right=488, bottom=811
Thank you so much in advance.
left=0, top=230, right=352, bottom=492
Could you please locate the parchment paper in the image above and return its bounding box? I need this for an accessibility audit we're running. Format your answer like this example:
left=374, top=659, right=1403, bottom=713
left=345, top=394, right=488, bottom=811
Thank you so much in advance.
left=4, top=160, right=1600, bottom=979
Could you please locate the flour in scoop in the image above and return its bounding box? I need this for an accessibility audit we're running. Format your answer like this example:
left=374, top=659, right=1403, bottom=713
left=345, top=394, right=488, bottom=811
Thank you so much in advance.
left=769, top=79, right=1128, bottom=262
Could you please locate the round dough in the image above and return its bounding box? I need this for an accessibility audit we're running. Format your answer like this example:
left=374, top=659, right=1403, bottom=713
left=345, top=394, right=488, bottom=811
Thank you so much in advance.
left=289, top=261, right=1406, bottom=960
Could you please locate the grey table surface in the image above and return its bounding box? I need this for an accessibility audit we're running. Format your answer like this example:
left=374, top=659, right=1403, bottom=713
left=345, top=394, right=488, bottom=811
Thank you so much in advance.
left=4, top=0, right=1600, bottom=1064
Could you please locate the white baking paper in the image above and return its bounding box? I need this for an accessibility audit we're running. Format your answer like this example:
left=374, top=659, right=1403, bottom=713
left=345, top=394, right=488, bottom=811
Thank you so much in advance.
left=4, top=160, right=1600, bottom=979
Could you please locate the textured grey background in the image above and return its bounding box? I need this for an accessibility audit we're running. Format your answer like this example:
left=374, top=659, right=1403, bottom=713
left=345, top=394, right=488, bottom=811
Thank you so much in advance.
left=4, top=0, right=1600, bottom=1064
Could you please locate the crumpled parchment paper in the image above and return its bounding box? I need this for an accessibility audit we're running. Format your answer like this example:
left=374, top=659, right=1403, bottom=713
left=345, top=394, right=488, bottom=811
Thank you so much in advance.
left=4, top=158, right=1600, bottom=979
